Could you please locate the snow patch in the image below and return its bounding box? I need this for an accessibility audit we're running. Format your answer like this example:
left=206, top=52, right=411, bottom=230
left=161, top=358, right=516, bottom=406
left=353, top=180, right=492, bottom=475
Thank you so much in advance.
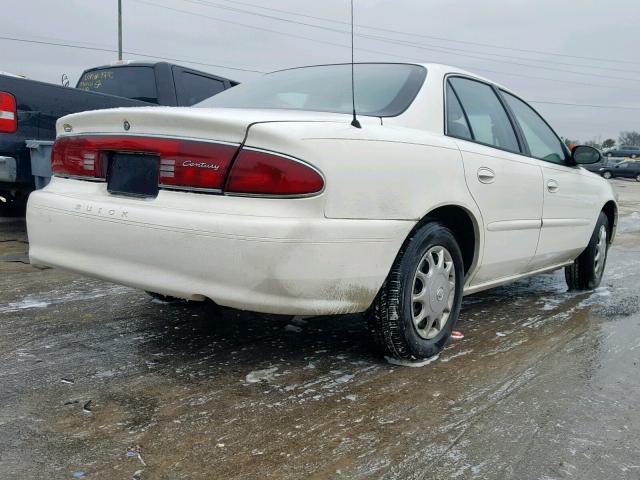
left=440, top=349, right=473, bottom=362
left=245, top=367, right=279, bottom=384
left=0, top=284, right=130, bottom=313
left=385, top=354, right=439, bottom=368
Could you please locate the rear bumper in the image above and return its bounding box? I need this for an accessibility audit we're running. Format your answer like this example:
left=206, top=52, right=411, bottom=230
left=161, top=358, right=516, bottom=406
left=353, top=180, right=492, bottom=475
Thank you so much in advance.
left=26, top=180, right=412, bottom=315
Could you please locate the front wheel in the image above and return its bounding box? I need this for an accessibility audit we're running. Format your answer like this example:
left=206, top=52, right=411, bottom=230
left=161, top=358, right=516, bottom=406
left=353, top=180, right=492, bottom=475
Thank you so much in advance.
left=367, top=223, right=464, bottom=361
left=635, top=173, right=640, bottom=182
left=565, top=212, right=609, bottom=291
left=602, top=171, right=612, bottom=179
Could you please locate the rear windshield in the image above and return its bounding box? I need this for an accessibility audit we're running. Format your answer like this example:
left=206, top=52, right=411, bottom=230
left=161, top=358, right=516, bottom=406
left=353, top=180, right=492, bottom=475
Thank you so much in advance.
left=196, top=63, right=426, bottom=117
left=77, top=66, right=158, bottom=103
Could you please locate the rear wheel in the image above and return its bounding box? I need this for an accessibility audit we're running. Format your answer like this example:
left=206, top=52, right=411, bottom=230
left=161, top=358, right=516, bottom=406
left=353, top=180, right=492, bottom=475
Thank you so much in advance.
left=602, top=171, right=612, bottom=179
left=367, top=223, right=464, bottom=361
left=565, top=212, right=609, bottom=291
left=635, top=173, right=640, bottom=182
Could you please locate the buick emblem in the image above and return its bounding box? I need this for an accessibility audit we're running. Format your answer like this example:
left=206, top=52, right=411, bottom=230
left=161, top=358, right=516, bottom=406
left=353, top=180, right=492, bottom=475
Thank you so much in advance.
left=123, top=120, right=131, bottom=131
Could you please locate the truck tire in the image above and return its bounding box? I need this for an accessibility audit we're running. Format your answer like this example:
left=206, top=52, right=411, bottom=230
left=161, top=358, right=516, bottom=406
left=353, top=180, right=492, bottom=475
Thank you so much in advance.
left=565, top=212, right=609, bottom=291
left=367, top=222, right=464, bottom=361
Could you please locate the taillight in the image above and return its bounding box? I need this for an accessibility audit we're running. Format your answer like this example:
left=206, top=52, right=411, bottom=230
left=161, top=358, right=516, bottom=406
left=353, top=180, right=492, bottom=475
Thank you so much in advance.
left=157, top=141, right=237, bottom=192
left=0, top=92, right=17, bottom=134
left=52, top=136, right=237, bottom=190
left=51, top=135, right=324, bottom=197
left=226, top=148, right=324, bottom=196
left=52, top=136, right=105, bottom=178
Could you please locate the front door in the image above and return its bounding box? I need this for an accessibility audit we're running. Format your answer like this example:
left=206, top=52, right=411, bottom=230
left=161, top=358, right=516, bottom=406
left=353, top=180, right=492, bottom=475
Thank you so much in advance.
left=613, top=161, right=635, bottom=179
left=500, top=91, right=598, bottom=268
left=446, top=77, right=543, bottom=285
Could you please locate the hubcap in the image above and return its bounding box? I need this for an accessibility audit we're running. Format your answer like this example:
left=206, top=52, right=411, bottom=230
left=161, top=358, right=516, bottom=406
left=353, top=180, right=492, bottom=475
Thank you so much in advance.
left=594, top=225, right=607, bottom=276
left=411, top=246, right=456, bottom=340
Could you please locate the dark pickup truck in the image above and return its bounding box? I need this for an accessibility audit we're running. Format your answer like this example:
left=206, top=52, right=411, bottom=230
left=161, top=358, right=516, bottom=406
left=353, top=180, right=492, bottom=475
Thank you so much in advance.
left=0, top=61, right=237, bottom=213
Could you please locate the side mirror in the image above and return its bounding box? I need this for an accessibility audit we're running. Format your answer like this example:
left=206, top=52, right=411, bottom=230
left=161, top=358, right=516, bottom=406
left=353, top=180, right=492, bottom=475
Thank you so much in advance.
left=571, top=145, right=601, bottom=165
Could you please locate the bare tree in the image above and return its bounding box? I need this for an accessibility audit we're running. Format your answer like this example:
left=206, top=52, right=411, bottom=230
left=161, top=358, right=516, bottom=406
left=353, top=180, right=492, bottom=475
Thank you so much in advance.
left=619, top=131, right=640, bottom=147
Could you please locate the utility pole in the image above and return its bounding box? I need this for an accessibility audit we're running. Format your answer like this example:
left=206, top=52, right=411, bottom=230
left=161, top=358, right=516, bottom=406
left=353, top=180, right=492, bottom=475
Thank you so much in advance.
left=118, top=0, right=123, bottom=60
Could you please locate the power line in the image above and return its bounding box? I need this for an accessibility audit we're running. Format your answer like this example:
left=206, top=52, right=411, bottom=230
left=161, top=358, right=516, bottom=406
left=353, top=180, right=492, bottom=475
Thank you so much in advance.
left=1, top=30, right=621, bottom=92
left=529, top=101, right=640, bottom=111
left=4, top=12, right=638, bottom=112
left=171, top=0, right=640, bottom=84
left=0, top=34, right=265, bottom=73
left=134, top=0, right=639, bottom=89
left=186, top=0, right=640, bottom=75
left=213, top=0, right=640, bottom=67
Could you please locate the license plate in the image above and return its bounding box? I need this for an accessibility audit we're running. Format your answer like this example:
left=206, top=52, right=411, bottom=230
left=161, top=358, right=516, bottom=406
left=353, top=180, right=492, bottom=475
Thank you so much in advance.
left=107, top=153, right=160, bottom=198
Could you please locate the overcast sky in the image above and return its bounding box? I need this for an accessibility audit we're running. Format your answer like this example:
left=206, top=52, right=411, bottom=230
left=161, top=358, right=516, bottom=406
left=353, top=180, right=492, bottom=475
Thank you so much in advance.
left=3, top=0, right=639, bottom=142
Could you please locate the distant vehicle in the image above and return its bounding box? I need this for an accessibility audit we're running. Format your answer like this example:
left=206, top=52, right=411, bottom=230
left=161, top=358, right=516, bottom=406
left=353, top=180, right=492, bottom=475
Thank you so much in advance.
left=582, top=156, right=623, bottom=174
left=27, top=63, right=617, bottom=362
left=0, top=61, right=237, bottom=213
left=599, top=160, right=640, bottom=181
left=605, top=146, right=640, bottom=158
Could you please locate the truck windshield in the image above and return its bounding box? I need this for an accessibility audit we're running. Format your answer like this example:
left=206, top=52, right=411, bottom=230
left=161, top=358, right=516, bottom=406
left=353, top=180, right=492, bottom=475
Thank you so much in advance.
left=196, top=63, right=426, bottom=117
left=77, top=66, right=158, bottom=103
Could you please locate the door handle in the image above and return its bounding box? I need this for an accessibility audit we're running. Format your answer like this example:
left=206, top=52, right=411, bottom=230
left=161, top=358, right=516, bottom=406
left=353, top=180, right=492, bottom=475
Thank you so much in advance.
left=477, top=167, right=495, bottom=184
left=547, top=179, right=559, bottom=193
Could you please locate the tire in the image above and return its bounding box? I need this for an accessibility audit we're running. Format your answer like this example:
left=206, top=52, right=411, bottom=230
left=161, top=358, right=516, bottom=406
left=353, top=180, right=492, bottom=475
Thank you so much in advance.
left=602, top=171, right=612, bottom=179
left=635, top=173, right=640, bottom=182
left=565, top=212, right=609, bottom=291
left=367, top=222, right=464, bottom=361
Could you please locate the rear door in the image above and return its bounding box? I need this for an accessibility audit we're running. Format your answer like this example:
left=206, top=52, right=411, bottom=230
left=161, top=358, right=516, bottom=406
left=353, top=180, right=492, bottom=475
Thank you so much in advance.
left=446, top=76, right=543, bottom=285
left=500, top=91, right=598, bottom=268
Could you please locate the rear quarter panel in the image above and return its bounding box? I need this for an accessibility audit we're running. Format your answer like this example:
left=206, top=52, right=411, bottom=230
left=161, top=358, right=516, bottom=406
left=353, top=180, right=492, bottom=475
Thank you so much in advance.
left=244, top=121, right=480, bottom=222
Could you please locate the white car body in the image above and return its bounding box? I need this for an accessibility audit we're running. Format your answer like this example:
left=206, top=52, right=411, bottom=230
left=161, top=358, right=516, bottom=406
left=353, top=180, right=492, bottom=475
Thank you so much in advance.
left=26, top=63, right=617, bottom=315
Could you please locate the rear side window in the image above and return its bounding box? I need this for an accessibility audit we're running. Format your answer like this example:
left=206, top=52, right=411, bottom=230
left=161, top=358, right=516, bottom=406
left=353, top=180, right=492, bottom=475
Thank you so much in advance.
left=445, top=83, right=472, bottom=140
left=501, top=92, right=567, bottom=165
left=77, top=67, right=158, bottom=103
left=448, top=77, right=520, bottom=153
left=176, top=72, right=225, bottom=106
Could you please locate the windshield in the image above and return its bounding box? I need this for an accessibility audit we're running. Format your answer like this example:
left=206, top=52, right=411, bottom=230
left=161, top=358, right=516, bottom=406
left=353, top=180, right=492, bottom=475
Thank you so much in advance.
left=77, top=66, right=158, bottom=103
left=197, top=63, right=426, bottom=117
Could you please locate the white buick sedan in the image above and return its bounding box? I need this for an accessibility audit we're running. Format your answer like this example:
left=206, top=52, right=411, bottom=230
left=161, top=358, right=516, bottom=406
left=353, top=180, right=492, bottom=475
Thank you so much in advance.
left=27, top=63, right=617, bottom=361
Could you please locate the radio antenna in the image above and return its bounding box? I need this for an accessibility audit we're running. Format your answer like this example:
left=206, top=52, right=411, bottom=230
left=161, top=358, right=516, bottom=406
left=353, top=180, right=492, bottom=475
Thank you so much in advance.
left=349, top=0, right=361, bottom=128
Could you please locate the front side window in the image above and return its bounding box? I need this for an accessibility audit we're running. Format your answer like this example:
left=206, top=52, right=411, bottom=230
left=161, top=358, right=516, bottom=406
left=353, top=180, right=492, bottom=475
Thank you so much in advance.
left=501, top=92, right=567, bottom=165
left=197, top=64, right=426, bottom=117
left=448, top=77, right=520, bottom=152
